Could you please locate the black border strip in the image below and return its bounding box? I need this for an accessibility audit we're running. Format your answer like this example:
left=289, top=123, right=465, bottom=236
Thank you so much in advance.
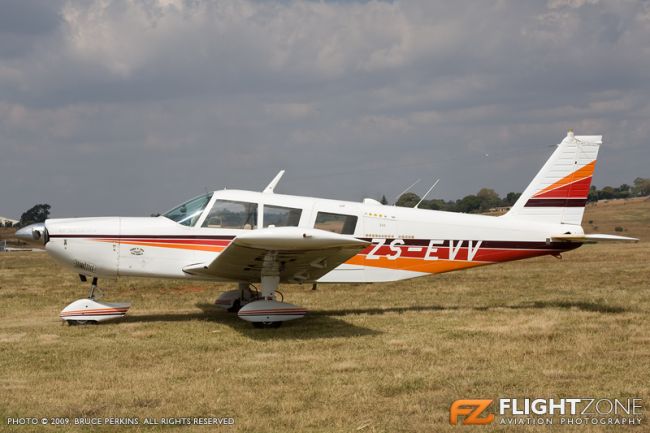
left=524, top=198, right=588, bottom=207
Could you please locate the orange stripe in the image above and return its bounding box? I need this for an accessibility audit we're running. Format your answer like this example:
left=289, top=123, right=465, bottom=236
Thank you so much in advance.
left=534, top=160, right=596, bottom=196
left=96, top=239, right=225, bottom=253
left=345, top=256, right=488, bottom=274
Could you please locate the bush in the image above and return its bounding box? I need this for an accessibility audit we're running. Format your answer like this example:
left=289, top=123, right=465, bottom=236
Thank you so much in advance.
left=614, top=226, right=624, bottom=232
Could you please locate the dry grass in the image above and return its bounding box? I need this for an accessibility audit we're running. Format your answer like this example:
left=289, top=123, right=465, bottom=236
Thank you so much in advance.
left=0, top=227, right=30, bottom=249
left=0, top=203, right=649, bottom=433
left=584, top=197, right=650, bottom=239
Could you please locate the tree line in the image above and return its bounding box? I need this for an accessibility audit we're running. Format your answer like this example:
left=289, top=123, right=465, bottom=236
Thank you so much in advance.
left=392, top=188, right=520, bottom=213
left=392, top=177, right=650, bottom=214
left=588, top=177, right=650, bottom=201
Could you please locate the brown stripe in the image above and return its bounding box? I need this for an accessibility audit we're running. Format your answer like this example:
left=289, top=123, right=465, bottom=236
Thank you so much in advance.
left=49, top=234, right=235, bottom=240
left=524, top=198, right=588, bottom=207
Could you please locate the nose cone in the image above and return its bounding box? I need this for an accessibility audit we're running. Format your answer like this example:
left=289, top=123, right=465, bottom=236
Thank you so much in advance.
left=15, top=223, right=48, bottom=245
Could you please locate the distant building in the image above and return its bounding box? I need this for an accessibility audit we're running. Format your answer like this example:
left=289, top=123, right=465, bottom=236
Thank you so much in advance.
left=0, top=216, right=18, bottom=226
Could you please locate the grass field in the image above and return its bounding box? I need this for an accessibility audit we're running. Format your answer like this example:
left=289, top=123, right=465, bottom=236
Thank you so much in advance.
left=1, top=200, right=649, bottom=432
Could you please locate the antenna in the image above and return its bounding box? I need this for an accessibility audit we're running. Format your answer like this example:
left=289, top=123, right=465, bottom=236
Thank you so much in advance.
left=415, top=179, right=440, bottom=208
left=394, top=179, right=421, bottom=203
left=263, top=170, right=285, bottom=194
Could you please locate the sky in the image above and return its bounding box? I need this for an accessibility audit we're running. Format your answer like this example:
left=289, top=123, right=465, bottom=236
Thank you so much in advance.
left=1, top=0, right=649, bottom=218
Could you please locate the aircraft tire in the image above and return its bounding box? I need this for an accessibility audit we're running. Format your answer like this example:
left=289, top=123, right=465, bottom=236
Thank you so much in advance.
left=252, top=321, right=282, bottom=329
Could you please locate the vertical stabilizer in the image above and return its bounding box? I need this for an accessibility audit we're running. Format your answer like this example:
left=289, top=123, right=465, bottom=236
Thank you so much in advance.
left=504, top=131, right=601, bottom=225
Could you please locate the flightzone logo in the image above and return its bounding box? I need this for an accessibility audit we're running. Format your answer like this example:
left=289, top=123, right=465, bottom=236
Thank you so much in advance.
left=450, top=400, right=494, bottom=425
left=450, top=398, right=643, bottom=426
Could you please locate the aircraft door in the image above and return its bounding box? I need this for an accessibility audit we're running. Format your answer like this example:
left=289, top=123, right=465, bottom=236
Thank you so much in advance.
left=363, top=214, right=398, bottom=240
left=310, top=200, right=365, bottom=282
left=362, top=214, right=402, bottom=281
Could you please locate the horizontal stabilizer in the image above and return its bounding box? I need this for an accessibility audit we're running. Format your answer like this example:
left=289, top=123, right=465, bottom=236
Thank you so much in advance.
left=550, top=234, right=639, bottom=243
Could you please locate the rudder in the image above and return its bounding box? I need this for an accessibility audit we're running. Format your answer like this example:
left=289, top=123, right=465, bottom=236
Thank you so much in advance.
left=504, top=131, right=601, bottom=225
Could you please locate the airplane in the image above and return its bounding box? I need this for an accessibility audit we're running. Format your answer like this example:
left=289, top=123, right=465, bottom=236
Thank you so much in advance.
left=17, top=131, right=638, bottom=327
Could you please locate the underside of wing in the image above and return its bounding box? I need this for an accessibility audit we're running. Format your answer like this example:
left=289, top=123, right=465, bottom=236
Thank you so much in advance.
left=183, top=227, right=369, bottom=283
left=550, top=233, right=639, bottom=243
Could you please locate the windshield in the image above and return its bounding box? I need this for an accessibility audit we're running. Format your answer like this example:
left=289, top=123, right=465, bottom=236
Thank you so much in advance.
left=163, top=193, right=213, bottom=226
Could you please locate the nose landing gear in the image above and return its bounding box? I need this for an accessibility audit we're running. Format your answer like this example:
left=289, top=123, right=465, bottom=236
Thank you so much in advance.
left=60, top=276, right=131, bottom=325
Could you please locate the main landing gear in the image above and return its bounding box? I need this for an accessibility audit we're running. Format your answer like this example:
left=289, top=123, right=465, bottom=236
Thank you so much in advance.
left=60, top=276, right=131, bottom=325
left=215, top=276, right=307, bottom=328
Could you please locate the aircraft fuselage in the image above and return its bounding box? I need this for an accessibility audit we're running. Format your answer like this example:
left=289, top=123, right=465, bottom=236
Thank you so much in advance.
left=42, top=189, right=582, bottom=283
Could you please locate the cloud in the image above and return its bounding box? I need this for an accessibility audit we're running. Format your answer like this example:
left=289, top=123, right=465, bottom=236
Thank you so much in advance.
left=0, top=0, right=648, bottom=217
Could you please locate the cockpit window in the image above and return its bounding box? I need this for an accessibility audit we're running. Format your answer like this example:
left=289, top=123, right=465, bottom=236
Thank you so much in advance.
left=163, top=193, right=213, bottom=227
left=202, top=200, right=258, bottom=229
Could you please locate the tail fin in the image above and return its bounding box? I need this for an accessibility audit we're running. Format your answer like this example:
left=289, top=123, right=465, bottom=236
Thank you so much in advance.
left=504, top=131, right=601, bottom=225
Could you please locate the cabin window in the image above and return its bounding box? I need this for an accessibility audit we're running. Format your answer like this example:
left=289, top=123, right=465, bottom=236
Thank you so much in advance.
left=263, top=205, right=302, bottom=228
left=202, top=200, right=258, bottom=229
left=314, top=212, right=358, bottom=235
left=163, top=193, right=213, bottom=227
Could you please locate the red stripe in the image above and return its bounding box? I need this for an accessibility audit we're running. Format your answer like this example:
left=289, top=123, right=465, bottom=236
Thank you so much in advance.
left=358, top=246, right=567, bottom=262
left=239, top=310, right=307, bottom=315
left=240, top=309, right=307, bottom=313
left=61, top=312, right=127, bottom=317
left=60, top=313, right=129, bottom=316
left=119, top=238, right=231, bottom=246
left=61, top=309, right=128, bottom=315
left=533, top=176, right=592, bottom=199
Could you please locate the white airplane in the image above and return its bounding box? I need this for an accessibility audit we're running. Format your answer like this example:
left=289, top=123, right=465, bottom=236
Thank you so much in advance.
left=17, top=131, right=637, bottom=327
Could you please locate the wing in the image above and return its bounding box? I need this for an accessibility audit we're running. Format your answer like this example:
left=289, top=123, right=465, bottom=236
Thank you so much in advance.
left=550, top=233, right=639, bottom=243
left=182, top=227, right=369, bottom=283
